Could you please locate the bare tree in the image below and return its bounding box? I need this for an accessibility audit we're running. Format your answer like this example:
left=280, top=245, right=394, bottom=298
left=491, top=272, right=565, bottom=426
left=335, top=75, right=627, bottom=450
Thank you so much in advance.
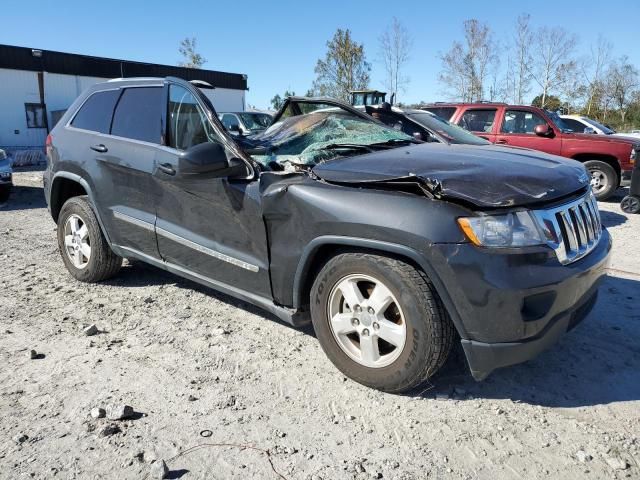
left=513, top=14, right=533, bottom=104
left=312, top=29, right=371, bottom=101
left=606, top=56, right=639, bottom=124
left=582, top=35, right=613, bottom=114
left=438, top=19, right=498, bottom=102
left=379, top=17, right=413, bottom=100
left=178, top=37, right=206, bottom=69
left=528, top=27, right=578, bottom=108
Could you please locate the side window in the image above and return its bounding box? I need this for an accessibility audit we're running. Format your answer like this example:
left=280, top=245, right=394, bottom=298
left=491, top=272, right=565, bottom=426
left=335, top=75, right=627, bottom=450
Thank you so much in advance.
left=111, top=87, right=162, bottom=143
left=561, top=118, right=586, bottom=133
left=221, top=114, right=240, bottom=131
left=168, top=85, right=220, bottom=150
left=457, top=109, right=496, bottom=133
left=70, top=90, right=120, bottom=134
left=501, top=110, right=546, bottom=134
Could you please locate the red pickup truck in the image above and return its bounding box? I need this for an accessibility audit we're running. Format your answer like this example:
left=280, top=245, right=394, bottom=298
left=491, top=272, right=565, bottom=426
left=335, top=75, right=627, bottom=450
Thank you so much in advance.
left=423, top=103, right=637, bottom=200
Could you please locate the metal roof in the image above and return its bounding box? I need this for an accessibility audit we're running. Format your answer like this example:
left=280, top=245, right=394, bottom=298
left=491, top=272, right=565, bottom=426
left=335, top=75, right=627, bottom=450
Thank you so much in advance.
left=0, top=44, right=248, bottom=90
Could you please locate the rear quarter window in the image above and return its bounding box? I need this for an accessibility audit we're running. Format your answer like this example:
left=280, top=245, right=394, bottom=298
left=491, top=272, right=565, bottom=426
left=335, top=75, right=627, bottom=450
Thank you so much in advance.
left=70, top=90, right=120, bottom=134
left=111, top=87, right=163, bottom=144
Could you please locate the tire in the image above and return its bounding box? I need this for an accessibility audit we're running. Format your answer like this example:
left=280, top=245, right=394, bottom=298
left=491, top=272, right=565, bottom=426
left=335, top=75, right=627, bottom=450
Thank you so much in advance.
left=57, top=196, right=122, bottom=282
left=584, top=160, right=618, bottom=200
left=0, top=185, right=10, bottom=203
left=620, top=195, right=640, bottom=214
left=310, top=252, right=455, bottom=393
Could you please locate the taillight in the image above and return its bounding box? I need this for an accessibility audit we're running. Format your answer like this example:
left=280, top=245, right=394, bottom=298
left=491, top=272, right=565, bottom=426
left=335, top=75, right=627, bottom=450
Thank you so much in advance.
left=45, top=134, right=53, bottom=157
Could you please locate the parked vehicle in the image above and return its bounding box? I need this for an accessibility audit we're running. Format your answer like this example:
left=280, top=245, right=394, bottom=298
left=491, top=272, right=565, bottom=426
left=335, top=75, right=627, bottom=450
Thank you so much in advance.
left=561, top=115, right=640, bottom=141
left=423, top=103, right=638, bottom=200
left=219, top=111, right=272, bottom=136
left=0, top=148, right=12, bottom=203
left=44, top=79, right=610, bottom=392
left=357, top=104, right=491, bottom=145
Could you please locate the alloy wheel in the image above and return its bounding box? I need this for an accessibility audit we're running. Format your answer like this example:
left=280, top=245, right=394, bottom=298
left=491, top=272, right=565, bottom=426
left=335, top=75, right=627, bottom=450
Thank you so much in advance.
left=327, top=274, right=407, bottom=368
left=63, top=214, right=91, bottom=269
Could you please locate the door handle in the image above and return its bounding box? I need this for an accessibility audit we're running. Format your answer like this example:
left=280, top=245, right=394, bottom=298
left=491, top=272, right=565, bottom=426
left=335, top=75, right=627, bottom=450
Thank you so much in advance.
left=496, top=139, right=508, bottom=144
left=158, top=163, right=176, bottom=176
left=90, top=144, right=108, bottom=153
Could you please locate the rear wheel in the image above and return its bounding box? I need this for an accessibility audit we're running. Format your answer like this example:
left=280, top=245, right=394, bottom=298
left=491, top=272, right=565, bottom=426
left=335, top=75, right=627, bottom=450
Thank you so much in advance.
left=585, top=160, right=617, bottom=200
left=310, top=253, right=455, bottom=393
left=57, top=196, right=122, bottom=282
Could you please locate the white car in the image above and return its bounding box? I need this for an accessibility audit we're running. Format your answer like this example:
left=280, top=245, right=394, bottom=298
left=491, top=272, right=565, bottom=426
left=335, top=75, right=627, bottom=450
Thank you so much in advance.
left=560, top=115, right=640, bottom=139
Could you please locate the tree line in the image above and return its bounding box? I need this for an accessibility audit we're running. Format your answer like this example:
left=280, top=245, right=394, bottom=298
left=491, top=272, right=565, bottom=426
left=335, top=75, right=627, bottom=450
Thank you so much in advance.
left=178, top=15, right=640, bottom=130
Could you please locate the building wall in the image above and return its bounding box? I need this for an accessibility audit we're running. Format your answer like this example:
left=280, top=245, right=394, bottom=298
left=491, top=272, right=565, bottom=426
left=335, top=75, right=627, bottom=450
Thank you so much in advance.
left=0, top=68, right=246, bottom=150
left=0, top=68, right=48, bottom=149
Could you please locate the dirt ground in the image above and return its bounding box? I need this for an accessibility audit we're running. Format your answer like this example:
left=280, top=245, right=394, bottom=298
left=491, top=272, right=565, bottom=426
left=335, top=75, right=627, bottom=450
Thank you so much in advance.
left=1, top=170, right=638, bottom=480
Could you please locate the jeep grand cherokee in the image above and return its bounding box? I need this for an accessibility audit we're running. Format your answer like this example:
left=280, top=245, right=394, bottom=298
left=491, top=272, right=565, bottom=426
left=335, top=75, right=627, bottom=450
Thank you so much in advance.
left=44, top=78, right=611, bottom=392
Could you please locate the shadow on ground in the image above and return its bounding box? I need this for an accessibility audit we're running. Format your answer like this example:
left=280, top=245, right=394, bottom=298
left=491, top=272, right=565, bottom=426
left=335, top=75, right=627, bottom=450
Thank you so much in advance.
left=0, top=185, right=46, bottom=211
left=428, top=274, right=640, bottom=409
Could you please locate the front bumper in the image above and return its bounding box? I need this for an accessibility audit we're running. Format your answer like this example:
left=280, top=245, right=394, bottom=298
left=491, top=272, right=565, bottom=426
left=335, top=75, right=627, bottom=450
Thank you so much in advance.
left=430, top=228, right=611, bottom=380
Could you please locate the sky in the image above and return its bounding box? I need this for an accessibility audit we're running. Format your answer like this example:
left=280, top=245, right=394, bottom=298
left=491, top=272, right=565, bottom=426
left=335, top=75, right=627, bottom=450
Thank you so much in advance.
left=2, top=0, right=640, bottom=110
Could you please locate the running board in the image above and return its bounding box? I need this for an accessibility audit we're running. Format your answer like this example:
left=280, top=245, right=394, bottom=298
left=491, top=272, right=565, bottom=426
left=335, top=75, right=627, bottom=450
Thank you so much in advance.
left=112, top=245, right=310, bottom=327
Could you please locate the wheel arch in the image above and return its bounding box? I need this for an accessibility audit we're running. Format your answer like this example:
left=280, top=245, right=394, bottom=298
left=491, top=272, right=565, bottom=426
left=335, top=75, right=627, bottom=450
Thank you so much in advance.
left=292, top=236, right=469, bottom=339
left=571, top=153, right=621, bottom=186
left=50, top=172, right=112, bottom=244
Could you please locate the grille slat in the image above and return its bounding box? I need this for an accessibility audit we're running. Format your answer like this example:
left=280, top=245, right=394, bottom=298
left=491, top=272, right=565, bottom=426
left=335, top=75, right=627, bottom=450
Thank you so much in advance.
left=533, top=189, right=603, bottom=265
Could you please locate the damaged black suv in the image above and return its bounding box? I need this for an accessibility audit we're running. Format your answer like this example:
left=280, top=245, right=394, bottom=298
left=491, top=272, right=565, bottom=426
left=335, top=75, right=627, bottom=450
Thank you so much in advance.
left=44, top=77, right=611, bottom=392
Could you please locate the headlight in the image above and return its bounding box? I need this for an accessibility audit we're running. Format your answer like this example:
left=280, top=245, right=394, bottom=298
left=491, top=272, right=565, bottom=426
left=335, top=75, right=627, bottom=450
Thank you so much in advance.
left=632, top=146, right=638, bottom=164
left=457, top=211, right=544, bottom=247
left=0, top=172, right=11, bottom=179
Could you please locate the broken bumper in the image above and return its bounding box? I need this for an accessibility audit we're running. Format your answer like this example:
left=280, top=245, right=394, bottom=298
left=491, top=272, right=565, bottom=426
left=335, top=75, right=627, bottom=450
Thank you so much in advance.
left=431, top=228, right=611, bottom=380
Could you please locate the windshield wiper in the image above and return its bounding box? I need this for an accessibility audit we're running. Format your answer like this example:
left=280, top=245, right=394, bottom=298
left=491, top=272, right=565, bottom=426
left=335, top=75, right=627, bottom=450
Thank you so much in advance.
left=368, top=138, right=421, bottom=147
left=320, top=143, right=375, bottom=153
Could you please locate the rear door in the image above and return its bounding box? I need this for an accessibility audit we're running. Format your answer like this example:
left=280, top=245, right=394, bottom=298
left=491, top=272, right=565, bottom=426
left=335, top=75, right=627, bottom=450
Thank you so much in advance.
left=495, top=108, right=563, bottom=155
left=455, top=107, right=498, bottom=142
left=96, top=86, right=163, bottom=258
left=67, top=85, right=162, bottom=259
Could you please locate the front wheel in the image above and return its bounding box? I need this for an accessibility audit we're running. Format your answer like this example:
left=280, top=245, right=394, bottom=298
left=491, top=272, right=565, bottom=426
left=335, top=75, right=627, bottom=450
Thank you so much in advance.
left=310, top=253, right=455, bottom=393
left=585, top=160, right=618, bottom=200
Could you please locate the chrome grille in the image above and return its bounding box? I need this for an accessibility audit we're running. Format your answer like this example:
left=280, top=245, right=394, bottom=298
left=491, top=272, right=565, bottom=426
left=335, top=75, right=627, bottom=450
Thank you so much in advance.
left=533, top=189, right=602, bottom=265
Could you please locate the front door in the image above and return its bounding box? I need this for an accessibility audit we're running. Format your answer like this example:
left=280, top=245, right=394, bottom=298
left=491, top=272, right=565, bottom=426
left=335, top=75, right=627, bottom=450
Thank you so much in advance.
left=153, top=82, right=272, bottom=298
left=494, top=108, right=563, bottom=155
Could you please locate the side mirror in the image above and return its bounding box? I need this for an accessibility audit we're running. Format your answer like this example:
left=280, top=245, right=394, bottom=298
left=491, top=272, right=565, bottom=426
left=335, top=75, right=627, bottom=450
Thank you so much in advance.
left=178, top=142, right=246, bottom=178
left=534, top=124, right=553, bottom=137
left=583, top=127, right=596, bottom=134
left=412, top=131, right=424, bottom=141
left=228, top=124, right=242, bottom=135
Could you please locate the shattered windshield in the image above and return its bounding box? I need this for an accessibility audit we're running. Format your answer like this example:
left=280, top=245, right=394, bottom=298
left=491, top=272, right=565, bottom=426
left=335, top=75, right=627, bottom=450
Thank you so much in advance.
left=245, top=107, right=415, bottom=169
left=238, top=113, right=272, bottom=131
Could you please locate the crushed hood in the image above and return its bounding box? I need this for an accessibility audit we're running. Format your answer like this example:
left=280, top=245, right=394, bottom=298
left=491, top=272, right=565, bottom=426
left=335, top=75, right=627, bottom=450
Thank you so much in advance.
left=312, top=143, right=591, bottom=208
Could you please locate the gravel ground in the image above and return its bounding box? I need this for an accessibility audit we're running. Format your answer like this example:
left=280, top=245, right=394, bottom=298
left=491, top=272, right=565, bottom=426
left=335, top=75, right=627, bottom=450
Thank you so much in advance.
left=1, top=170, right=638, bottom=480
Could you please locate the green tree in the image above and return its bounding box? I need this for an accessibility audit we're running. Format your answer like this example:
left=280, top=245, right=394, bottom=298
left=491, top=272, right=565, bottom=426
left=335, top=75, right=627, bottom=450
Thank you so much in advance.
left=270, top=90, right=296, bottom=110
left=531, top=93, right=563, bottom=111
left=312, top=29, right=371, bottom=101
left=178, top=37, right=206, bottom=69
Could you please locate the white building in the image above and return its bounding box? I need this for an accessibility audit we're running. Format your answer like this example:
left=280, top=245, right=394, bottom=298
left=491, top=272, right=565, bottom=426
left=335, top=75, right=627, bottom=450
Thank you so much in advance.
left=0, top=44, right=248, bottom=152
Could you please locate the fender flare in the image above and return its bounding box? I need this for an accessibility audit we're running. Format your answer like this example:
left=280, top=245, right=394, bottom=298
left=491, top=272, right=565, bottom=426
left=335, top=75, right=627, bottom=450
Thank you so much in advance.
left=50, top=171, right=112, bottom=245
left=291, top=235, right=469, bottom=339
